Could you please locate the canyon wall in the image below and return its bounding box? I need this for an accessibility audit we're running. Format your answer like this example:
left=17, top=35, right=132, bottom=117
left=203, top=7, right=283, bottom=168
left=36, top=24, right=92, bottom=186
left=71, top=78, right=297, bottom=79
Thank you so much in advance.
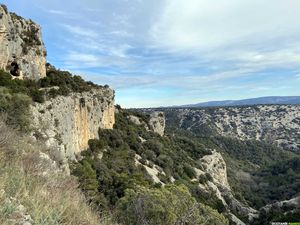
left=30, top=88, right=115, bottom=160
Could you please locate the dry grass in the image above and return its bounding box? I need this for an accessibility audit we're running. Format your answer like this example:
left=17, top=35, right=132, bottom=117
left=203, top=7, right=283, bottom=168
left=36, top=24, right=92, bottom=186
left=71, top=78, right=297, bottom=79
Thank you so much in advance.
left=0, top=119, right=115, bottom=225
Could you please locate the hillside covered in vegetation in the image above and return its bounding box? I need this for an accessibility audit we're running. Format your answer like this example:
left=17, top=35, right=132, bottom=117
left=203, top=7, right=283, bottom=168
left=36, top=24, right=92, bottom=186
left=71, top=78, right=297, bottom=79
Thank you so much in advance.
left=1, top=4, right=299, bottom=225
left=72, top=108, right=229, bottom=225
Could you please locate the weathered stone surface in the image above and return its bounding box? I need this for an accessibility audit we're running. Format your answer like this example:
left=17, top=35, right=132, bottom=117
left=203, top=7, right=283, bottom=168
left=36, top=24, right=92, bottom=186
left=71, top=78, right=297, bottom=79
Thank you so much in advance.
left=0, top=5, right=46, bottom=80
left=127, top=111, right=165, bottom=136
left=227, top=213, right=246, bottom=225
left=261, top=196, right=300, bottom=214
left=196, top=150, right=259, bottom=222
left=30, top=88, right=115, bottom=159
left=200, top=150, right=230, bottom=189
left=128, top=115, right=142, bottom=125
left=148, top=111, right=165, bottom=136
left=135, top=154, right=165, bottom=185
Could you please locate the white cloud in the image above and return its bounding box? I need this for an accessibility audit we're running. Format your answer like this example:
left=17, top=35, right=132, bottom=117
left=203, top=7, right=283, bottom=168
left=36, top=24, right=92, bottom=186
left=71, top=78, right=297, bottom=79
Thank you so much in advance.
left=48, top=9, right=67, bottom=15
left=62, top=24, right=99, bottom=39
left=26, top=0, right=300, bottom=107
left=151, top=0, right=300, bottom=52
left=63, top=51, right=132, bottom=69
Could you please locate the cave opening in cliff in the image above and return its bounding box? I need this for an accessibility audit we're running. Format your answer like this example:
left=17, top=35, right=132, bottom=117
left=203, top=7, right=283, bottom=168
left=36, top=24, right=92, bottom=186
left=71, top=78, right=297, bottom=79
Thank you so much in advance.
left=10, top=61, right=20, bottom=76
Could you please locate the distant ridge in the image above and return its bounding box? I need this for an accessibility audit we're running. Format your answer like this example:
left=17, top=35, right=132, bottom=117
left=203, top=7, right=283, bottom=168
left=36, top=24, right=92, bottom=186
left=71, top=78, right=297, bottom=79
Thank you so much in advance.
left=174, top=96, right=300, bottom=108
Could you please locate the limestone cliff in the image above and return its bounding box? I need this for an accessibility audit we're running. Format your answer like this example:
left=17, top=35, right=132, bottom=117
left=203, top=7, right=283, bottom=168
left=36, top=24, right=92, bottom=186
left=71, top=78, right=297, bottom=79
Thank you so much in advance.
left=0, top=5, right=46, bottom=79
left=200, top=151, right=230, bottom=189
left=194, top=151, right=258, bottom=224
left=30, top=88, right=115, bottom=160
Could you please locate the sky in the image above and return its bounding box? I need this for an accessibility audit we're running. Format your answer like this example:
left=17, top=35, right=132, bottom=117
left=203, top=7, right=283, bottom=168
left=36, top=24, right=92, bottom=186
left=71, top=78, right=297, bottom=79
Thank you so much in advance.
left=2, top=0, right=300, bottom=108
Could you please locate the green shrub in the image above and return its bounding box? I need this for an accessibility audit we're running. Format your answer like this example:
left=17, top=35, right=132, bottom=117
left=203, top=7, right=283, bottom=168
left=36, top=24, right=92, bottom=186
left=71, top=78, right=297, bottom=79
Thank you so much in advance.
left=0, top=70, right=45, bottom=103
left=183, top=163, right=196, bottom=179
left=115, top=184, right=228, bottom=225
left=0, top=88, right=31, bottom=131
left=0, top=70, right=12, bottom=86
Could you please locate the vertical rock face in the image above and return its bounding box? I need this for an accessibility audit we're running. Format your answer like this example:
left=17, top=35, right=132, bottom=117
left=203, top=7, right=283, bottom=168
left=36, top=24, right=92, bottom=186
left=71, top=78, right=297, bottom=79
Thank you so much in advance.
left=200, top=150, right=230, bottom=188
left=0, top=5, right=46, bottom=79
left=30, top=88, right=115, bottom=160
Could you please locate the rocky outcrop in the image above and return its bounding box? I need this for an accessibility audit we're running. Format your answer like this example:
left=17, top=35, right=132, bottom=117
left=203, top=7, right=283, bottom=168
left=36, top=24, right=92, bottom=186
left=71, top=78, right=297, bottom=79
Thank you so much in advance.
left=30, top=88, right=115, bottom=160
left=195, top=151, right=230, bottom=206
left=148, top=112, right=165, bottom=136
left=200, top=151, right=230, bottom=189
left=128, top=111, right=165, bottom=136
left=165, top=105, right=300, bottom=152
left=0, top=5, right=46, bottom=80
left=195, top=150, right=258, bottom=223
left=261, top=196, right=300, bottom=215
left=135, top=154, right=165, bottom=185
left=128, top=115, right=143, bottom=126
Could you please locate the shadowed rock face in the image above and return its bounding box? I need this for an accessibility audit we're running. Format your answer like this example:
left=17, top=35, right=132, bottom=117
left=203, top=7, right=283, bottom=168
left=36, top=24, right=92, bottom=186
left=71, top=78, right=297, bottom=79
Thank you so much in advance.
left=0, top=5, right=46, bottom=80
left=30, top=88, right=115, bottom=160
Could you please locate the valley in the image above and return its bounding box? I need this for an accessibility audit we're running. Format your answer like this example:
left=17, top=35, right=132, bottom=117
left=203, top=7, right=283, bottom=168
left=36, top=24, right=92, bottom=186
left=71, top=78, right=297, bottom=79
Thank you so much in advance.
left=0, top=4, right=299, bottom=225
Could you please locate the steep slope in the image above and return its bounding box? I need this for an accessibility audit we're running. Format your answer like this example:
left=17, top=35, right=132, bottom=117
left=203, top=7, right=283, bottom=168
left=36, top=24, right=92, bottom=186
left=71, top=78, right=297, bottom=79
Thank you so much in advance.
left=0, top=4, right=46, bottom=80
left=0, top=120, right=115, bottom=225
left=0, top=5, right=118, bottom=225
left=1, top=4, right=298, bottom=225
left=136, top=107, right=300, bottom=223
left=73, top=108, right=271, bottom=224
left=0, top=5, right=116, bottom=161
left=30, top=88, right=115, bottom=160
left=163, top=105, right=300, bottom=152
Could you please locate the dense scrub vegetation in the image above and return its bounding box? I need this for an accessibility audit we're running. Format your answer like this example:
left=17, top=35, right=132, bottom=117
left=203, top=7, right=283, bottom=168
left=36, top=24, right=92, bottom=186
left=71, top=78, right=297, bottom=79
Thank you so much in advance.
left=41, top=64, right=103, bottom=97
left=0, top=87, right=31, bottom=131
left=254, top=208, right=300, bottom=225
left=116, top=185, right=228, bottom=225
left=0, top=66, right=105, bottom=102
left=162, top=109, right=300, bottom=223
left=0, top=68, right=106, bottom=131
left=72, top=108, right=228, bottom=224
left=182, top=135, right=300, bottom=210
left=0, top=70, right=45, bottom=103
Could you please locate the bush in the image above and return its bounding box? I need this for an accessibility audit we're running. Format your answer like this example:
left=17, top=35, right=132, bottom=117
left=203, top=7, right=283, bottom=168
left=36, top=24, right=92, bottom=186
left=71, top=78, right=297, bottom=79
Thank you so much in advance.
left=0, top=88, right=32, bottom=131
left=183, top=163, right=196, bottom=179
left=115, top=184, right=228, bottom=225
left=0, top=70, right=12, bottom=86
left=40, top=67, right=100, bottom=94
left=0, top=70, right=45, bottom=103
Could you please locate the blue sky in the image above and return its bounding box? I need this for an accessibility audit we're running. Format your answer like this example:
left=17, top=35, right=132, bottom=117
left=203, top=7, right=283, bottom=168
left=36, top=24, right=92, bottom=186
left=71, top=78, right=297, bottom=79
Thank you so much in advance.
left=2, top=0, right=300, bottom=107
